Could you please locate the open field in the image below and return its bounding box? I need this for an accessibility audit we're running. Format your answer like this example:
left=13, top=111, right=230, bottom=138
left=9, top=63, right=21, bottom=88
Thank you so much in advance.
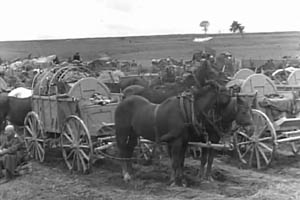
left=1, top=32, right=300, bottom=200
left=0, top=32, right=299, bottom=67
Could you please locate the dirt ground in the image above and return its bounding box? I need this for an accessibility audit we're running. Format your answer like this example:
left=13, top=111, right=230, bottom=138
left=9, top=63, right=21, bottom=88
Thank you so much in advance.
left=1, top=147, right=300, bottom=200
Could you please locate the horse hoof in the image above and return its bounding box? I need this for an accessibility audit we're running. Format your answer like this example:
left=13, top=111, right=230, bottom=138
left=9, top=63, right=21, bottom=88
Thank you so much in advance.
left=123, top=172, right=132, bottom=183
left=201, top=176, right=214, bottom=183
left=169, top=179, right=187, bottom=187
left=182, top=180, right=188, bottom=187
left=205, top=175, right=214, bottom=182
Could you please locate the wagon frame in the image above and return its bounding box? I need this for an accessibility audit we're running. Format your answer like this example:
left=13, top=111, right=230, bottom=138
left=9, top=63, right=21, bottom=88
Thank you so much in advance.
left=230, top=70, right=300, bottom=169
left=24, top=66, right=121, bottom=173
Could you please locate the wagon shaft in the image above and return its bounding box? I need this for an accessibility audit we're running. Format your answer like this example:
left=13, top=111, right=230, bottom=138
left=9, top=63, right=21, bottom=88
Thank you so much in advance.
left=188, top=142, right=234, bottom=151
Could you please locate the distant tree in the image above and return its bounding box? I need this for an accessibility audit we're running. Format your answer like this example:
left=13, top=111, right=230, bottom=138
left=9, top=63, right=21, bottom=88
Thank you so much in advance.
left=200, top=21, right=210, bottom=35
left=230, top=21, right=245, bottom=36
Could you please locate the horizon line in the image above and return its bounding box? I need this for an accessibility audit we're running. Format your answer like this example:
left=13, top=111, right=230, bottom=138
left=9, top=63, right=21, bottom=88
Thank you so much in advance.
left=0, top=31, right=299, bottom=43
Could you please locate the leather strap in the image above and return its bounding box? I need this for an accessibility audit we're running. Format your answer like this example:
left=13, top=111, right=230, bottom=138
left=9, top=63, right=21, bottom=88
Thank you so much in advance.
left=178, top=93, right=203, bottom=137
left=153, top=104, right=160, bottom=143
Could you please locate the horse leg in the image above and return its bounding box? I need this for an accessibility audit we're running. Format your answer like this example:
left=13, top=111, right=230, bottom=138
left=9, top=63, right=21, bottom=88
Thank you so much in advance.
left=116, top=128, right=138, bottom=182
left=205, top=149, right=215, bottom=182
left=198, top=147, right=208, bottom=180
left=169, top=137, right=188, bottom=186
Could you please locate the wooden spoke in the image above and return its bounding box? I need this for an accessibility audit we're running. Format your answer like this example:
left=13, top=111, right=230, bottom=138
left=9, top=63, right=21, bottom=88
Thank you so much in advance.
left=78, top=153, right=88, bottom=172
left=61, top=115, right=93, bottom=173
left=63, top=132, right=74, bottom=144
left=76, top=153, right=81, bottom=171
left=71, top=151, right=76, bottom=170
left=135, top=139, right=155, bottom=163
left=258, top=142, right=273, bottom=152
left=79, top=149, right=90, bottom=161
left=24, top=112, right=45, bottom=162
left=234, top=109, right=276, bottom=169
left=36, top=142, right=45, bottom=162
left=25, top=126, right=34, bottom=138
left=79, top=145, right=91, bottom=149
left=65, top=124, right=75, bottom=142
left=236, top=140, right=254, bottom=146
left=61, top=144, right=72, bottom=148
left=236, top=131, right=252, bottom=140
left=257, top=145, right=270, bottom=165
left=248, top=145, right=254, bottom=167
left=256, top=124, right=268, bottom=138
left=26, top=141, right=34, bottom=152
left=66, top=149, right=75, bottom=160
left=241, top=143, right=254, bottom=158
left=255, top=146, right=261, bottom=169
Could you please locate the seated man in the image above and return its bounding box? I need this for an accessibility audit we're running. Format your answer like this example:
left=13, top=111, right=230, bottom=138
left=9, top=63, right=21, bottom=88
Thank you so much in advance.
left=0, top=125, right=27, bottom=182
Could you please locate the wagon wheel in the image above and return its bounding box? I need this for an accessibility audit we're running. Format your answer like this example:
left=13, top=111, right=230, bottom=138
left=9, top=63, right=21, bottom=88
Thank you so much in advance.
left=95, top=124, right=117, bottom=157
left=135, top=138, right=156, bottom=164
left=24, top=111, right=45, bottom=162
left=61, top=115, right=93, bottom=173
left=234, top=109, right=277, bottom=169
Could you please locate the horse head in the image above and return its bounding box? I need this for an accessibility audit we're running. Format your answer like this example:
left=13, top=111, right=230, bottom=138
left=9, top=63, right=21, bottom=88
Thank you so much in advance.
left=235, top=95, right=254, bottom=127
left=192, top=59, right=229, bottom=88
left=215, top=92, right=254, bottom=134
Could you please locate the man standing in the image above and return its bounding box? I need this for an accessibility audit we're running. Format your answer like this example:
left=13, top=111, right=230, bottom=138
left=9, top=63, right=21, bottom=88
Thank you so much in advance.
left=73, top=52, right=82, bottom=62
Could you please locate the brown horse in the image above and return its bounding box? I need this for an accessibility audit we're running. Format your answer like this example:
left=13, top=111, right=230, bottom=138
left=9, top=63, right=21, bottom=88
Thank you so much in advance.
left=195, top=94, right=254, bottom=181
left=114, top=81, right=229, bottom=186
left=123, top=81, right=254, bottom=183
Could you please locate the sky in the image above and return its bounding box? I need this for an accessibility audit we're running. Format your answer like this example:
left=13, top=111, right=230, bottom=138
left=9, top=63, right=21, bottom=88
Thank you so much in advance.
left=0, top=0, right=299, bottom=41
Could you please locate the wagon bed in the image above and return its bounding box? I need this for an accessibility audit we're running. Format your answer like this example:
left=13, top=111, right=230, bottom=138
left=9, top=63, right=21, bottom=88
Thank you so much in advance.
left=228, top=71, right=300, bottom=169
left=24, top=66, right=121, bottom=173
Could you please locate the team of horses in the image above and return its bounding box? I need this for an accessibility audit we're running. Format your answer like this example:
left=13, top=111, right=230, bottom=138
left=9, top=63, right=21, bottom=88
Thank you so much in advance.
left=115, top=59, right=254, bottom=186
left=0, top=58, right=255, bottom=187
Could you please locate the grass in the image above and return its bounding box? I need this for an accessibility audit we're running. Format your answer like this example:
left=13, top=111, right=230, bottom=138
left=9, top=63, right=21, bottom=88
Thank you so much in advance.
left=0, top=32, right=299, bottom=67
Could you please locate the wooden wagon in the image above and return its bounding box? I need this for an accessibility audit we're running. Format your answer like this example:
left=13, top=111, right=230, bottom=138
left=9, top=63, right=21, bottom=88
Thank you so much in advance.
left=228, top=72, right=300, bottom=169
left=23, top=66, right=122, bottom=173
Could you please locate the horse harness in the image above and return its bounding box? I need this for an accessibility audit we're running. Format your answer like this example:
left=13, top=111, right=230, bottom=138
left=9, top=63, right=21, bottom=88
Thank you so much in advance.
left=178, top=91, right=230, bottom=140
left=177, top=91, right=204, bottom=137
left=152, top=92, right=203, bottom=144
left=152, top=90, right=232, bottom=144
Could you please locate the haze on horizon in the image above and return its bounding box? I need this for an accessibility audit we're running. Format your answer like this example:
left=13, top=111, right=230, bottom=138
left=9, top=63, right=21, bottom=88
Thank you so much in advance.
left=0, top=0, right=299, bottom=41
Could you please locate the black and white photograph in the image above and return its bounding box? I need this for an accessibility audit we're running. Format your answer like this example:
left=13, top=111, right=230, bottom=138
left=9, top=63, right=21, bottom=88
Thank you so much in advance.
left=0, top=0, right=300, bottom=199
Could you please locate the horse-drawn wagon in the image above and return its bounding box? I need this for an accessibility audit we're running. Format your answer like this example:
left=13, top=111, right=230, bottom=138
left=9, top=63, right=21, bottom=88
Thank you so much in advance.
left=24, top=65, right=122, bottom=173
left=229, top=71, right=300, bottom=169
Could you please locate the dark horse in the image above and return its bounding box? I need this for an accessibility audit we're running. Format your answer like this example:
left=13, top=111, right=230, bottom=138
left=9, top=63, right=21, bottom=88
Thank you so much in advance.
left=194, top=93, right=254, bottom=181
left=0, top=93, right=32, bottom=130
left=115, top=81, right=229, bottom=186
left=122, top=59, right=229, bottom=103
left=122, top=79, right=194, bottom=104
